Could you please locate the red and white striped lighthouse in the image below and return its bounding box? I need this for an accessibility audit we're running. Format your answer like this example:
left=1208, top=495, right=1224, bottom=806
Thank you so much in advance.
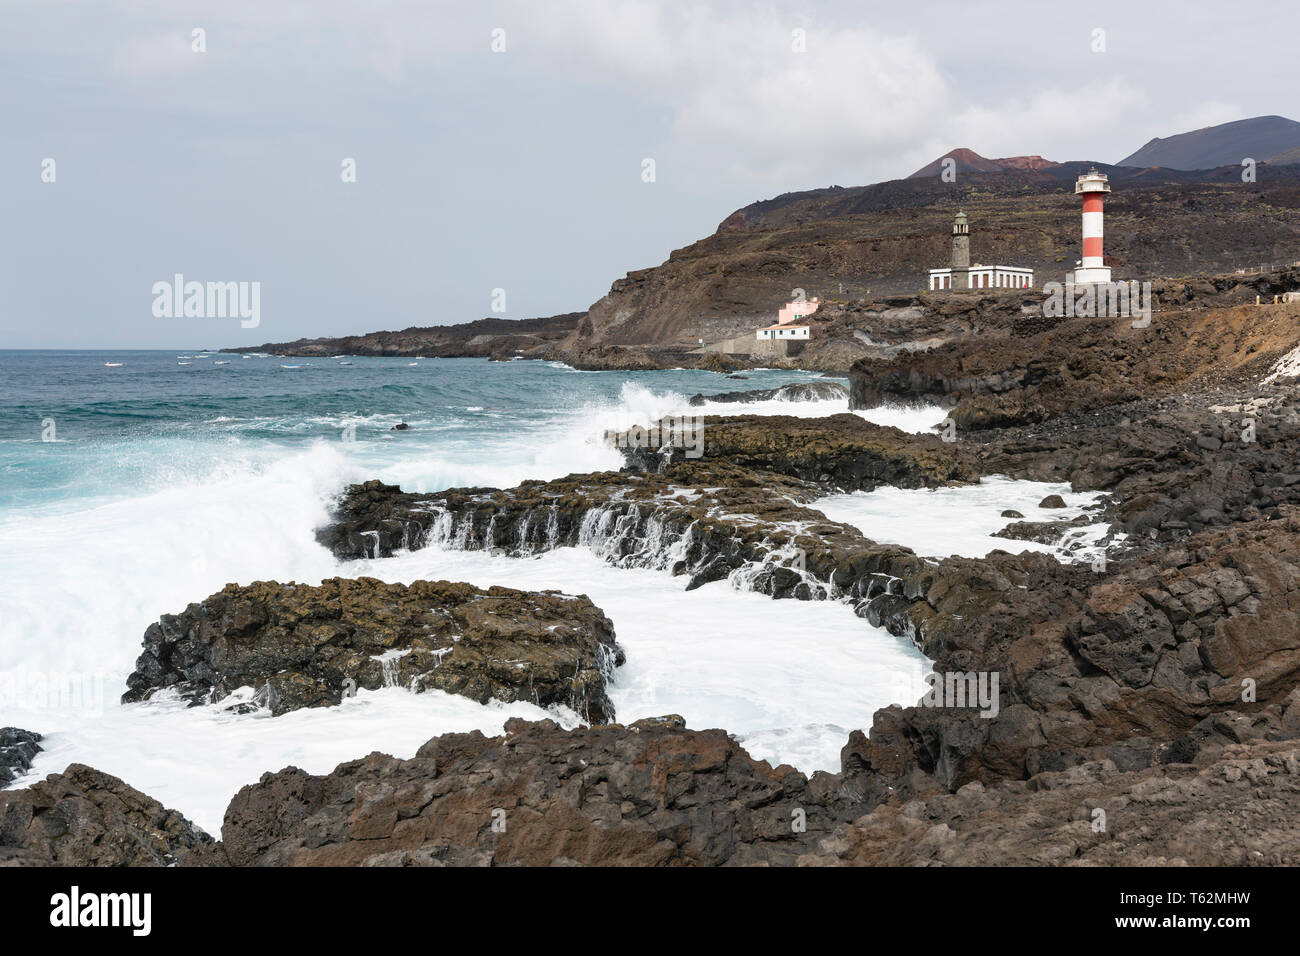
left=1073, top=168, right=1112, bottom=285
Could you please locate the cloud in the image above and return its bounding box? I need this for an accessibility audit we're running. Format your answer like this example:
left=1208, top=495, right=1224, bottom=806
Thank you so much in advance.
left=114, top=31, right=205, bottom=75
left=505, top=3, right=1165, bottom=183
left=511, top=3, right=948, bottom=182
left=1165, top=100, right=1247, bottom=137
left=944, top=78, right=1150, bottom=165
left=88, top=1, right=1269, bottom=182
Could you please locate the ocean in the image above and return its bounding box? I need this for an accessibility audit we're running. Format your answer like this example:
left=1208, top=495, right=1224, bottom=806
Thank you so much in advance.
left=0, top=350, right=1099, bottom=834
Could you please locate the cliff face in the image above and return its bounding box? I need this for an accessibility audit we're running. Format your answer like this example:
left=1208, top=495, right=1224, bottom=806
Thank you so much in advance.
left=565, top=164, right=1300, bottom=350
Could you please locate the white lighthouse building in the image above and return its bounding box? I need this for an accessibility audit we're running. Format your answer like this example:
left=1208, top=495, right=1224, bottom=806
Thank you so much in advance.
left=927, top=210, right=1034, bottom=291
left=1073, top=169, right=1112, bottom=285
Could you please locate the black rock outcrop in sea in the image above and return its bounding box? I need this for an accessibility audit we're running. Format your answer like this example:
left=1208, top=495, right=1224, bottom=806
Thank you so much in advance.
left=122, top=578, right=624, bottom=723
left=0, top=728, right=42, bottom=786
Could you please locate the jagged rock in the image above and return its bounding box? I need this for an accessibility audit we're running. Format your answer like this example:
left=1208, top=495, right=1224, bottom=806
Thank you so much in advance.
left=806, top=738, right=1300, bottom=866
left=614, top=413, right=979, bottom=491
left=978, top=390, right=1300, bottom=548
left=688, top=381, right=847, bottom=406
left=852, top=511, right=1300, bottom=795
left=18, top=720, right=1300, bottom=867
left=312, top=463, right=977, bottom=643
left=0, top=729, right=42, bottom=786
left=313, top=464, right=1300, bottom=805
left=1038, top=494, right=1066, bottom=509
left=695, top=351, right=750, bottom=373
left=993, top=519, right=1072, bottom=544
left=218, top=718, right=845, bottom=867
left=122, top=578, right=624, bottom=722
left=0, top=764, right=218, bottom=866
left=849, top=296, right=1300, bottom=426
left=312, top=384, right=1300, bottom=823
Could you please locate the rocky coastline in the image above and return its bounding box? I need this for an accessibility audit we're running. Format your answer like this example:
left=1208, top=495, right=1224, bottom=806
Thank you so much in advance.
left=121, top=578, right=624, bottom=723
left=9, top=280, right=1300, bottom=867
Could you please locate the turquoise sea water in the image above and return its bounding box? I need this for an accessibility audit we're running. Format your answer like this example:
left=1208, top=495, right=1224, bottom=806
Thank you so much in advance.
left=0, top=350, right=831, bottom=511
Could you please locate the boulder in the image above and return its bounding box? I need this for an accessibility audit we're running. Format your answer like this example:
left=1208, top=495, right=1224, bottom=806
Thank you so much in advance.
left=122, top=578, right=624, bottom=723
left=0, top=764, right=218, bottom=866
left=0, top=729, right=41, bottom=786
left=218, top=717, right=838, bottom=867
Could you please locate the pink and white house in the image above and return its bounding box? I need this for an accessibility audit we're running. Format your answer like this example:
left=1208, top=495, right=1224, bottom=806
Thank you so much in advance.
left=757, top=297, right=819, bottom=341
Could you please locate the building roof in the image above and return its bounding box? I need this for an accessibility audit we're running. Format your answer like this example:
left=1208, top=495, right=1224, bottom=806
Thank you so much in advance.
left=929, top=265, right=1033, bottom=273
left=758, top=323, right=810, bottom=330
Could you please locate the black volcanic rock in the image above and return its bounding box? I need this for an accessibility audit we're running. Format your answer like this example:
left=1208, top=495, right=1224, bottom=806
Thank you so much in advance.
left=231, top=313, right=582, bottom=358
left=688, top=381, right=847, bottom=406
left=122, top=578, right=624, bottom=723
left=613, top=413, right=978, bottom=491
left=0, top=728, right=42, bottom=786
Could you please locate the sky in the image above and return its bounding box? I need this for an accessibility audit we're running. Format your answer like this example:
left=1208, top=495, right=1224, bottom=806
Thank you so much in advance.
left=1, top=0, right=1296, bottom=348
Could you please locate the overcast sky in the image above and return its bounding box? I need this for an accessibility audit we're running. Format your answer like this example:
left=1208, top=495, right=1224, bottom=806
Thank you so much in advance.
left=2, top=0, right=1295, bottom=348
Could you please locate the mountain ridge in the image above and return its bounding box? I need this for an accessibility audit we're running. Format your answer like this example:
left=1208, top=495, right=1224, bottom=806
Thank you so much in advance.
left=1117, top=115, right=1300, bottom=170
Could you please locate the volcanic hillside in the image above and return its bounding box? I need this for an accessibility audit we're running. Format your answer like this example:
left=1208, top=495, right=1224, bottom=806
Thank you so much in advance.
left=1118, top=115, right=1300, bottom=170
left=566, top=162, right=1300, bottom=350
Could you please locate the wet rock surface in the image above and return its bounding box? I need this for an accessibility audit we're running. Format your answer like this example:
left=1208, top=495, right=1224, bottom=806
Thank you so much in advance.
left=311, top=364, right=1300, bottom=864
left=688, top=380, right=847, bottom=406
left=122, top=578, right=624, bottom=723
left=847, top=511, right=1300, bottom=802
left=0, top=729, right=42, bottom=786
left=314, top=461, right=979, bottom=638
left=621, top=414, right=979, bottom=492
left=976, top=389, right=1300, bottom=551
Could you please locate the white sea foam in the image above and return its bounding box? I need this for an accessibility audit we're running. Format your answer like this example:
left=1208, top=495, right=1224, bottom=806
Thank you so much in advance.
left=813, top=476, right=1117, bottom=561
left=2, top=431, right=926, bottom=835
left=852, top=403, right=950, bottom=434
left=2, top=367, right=958, bottom=838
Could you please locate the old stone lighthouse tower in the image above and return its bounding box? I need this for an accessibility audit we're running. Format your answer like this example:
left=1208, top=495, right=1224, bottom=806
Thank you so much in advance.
left=950, top=210, right=971, bottom=290
left=928, top=210, right=1034, bottom=292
